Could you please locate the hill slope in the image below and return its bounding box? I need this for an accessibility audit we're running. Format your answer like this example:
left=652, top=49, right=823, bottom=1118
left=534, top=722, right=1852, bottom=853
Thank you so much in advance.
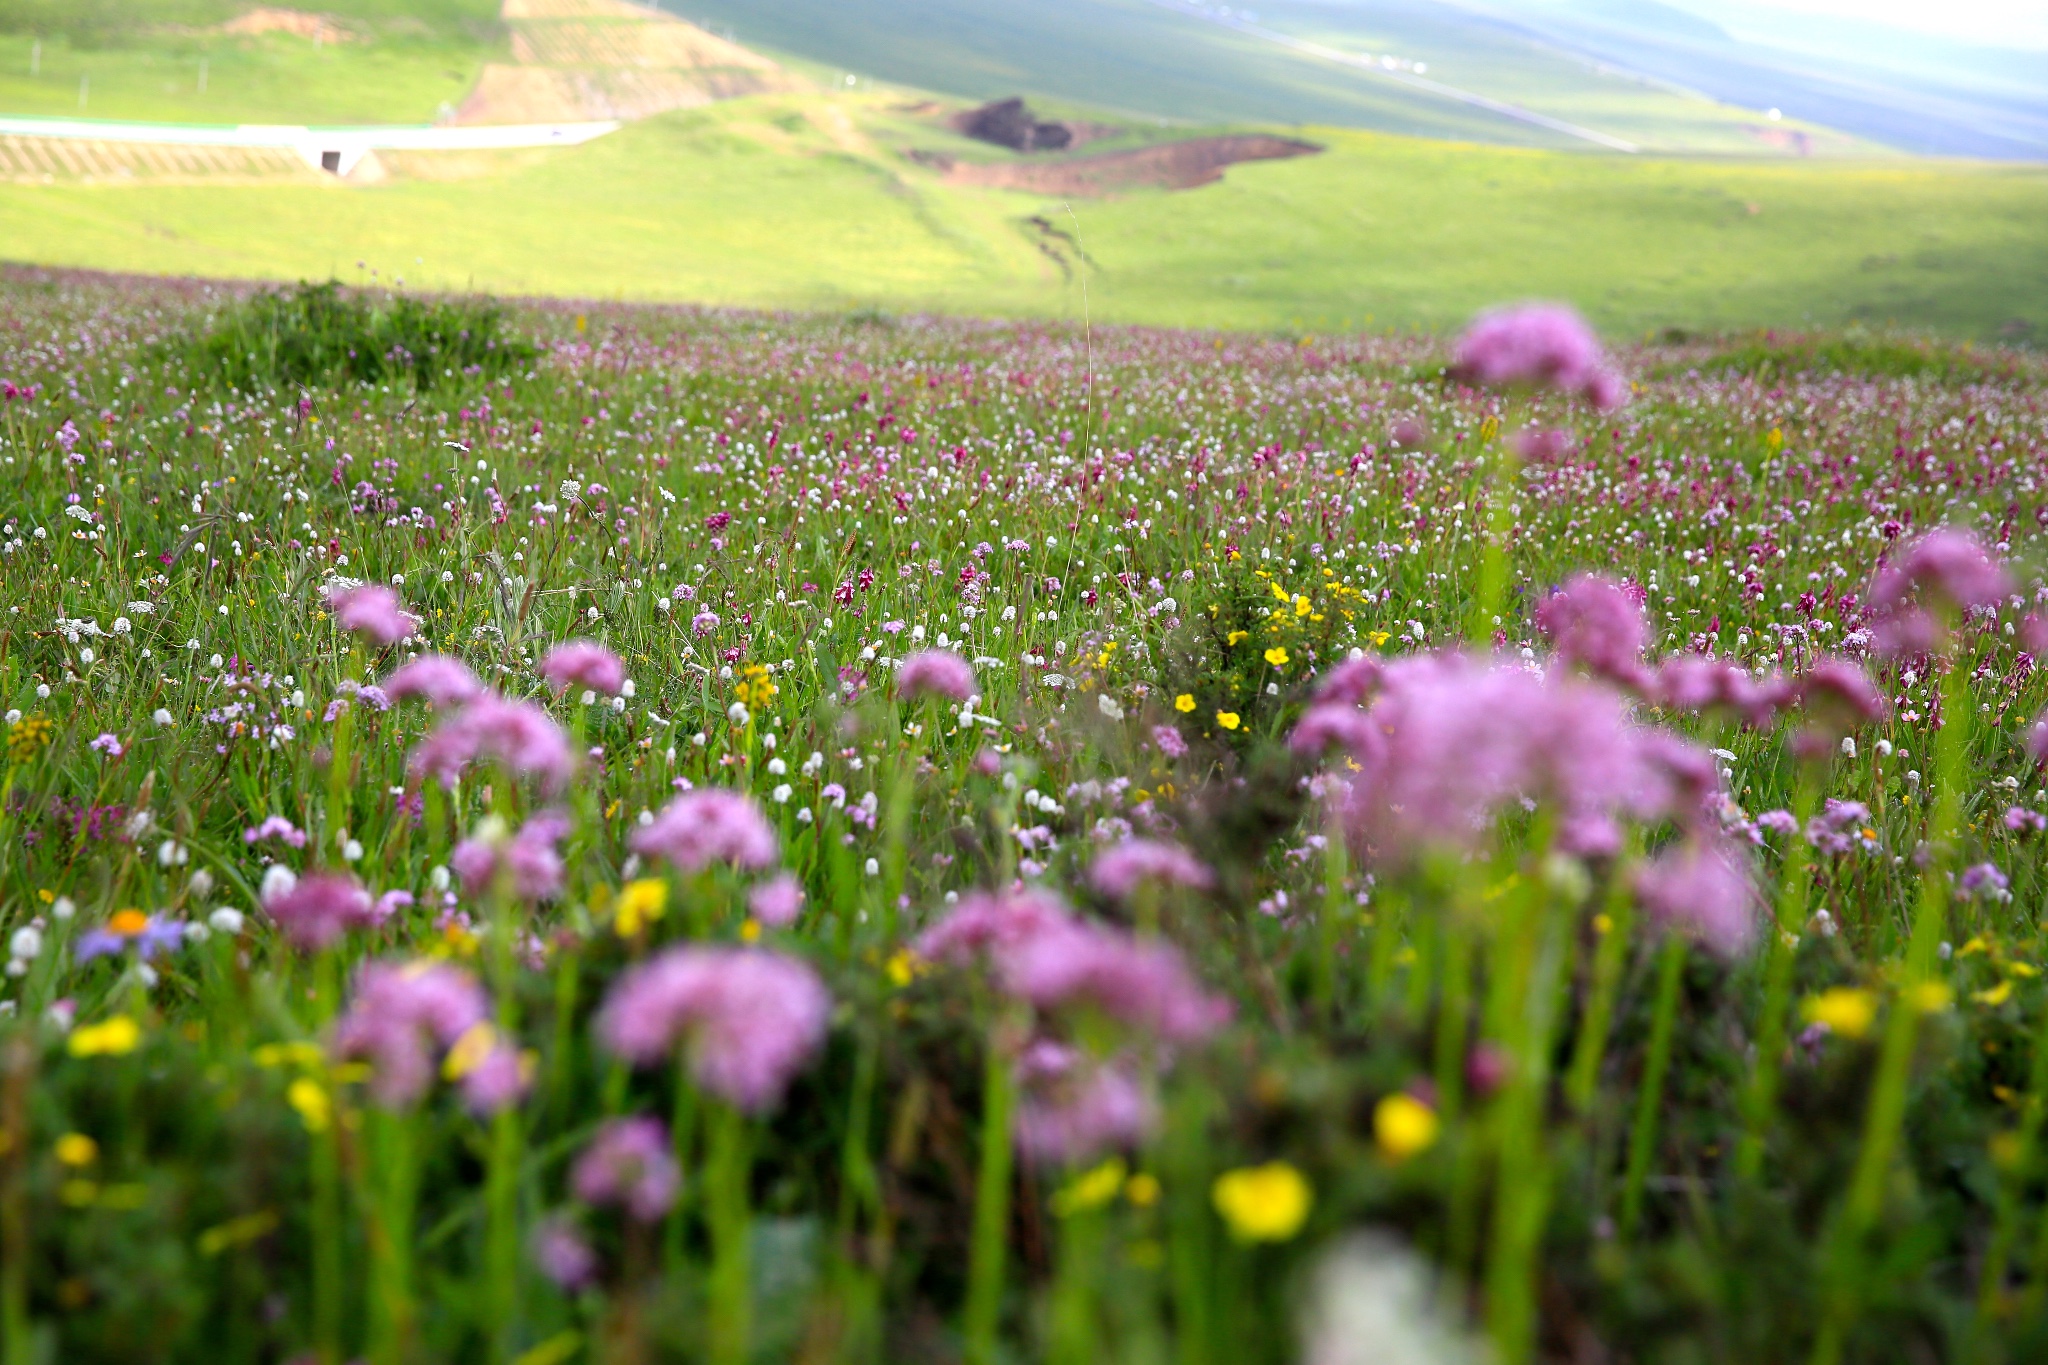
left=0, top=92, right=2043, bottom=339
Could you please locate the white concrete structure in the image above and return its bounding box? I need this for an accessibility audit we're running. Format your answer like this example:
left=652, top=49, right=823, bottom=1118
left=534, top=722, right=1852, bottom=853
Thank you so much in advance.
left=0, top=116, right=620, bottom=175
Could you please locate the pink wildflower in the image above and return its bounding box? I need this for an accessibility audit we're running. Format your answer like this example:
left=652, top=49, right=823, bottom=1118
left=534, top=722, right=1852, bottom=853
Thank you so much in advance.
left=629, top=789, right=777, bottom=874
left=263, top=872, right=377, bottom=951
left=539, top=640, right=626, bottom=696
left=748, top=873, right=806, bottom=928
left=596, top=946, right=830, bottom=1112
left=1013, top=1042, right=1157, bottom=1166
left=332, top=960, right=488, bottom=1107
left=1451, top=303, right=1625, bottom=408
left=896, top=650, right=977, bottom=702
left=1001, top=920, right=1230, bottom=1043
left=914, top=886, right=1074, bottom=966
left=450, top=810, right=572, bottom=901
left=1633, top=840, right=1758, bottom=957
left=384, top=654, right=484, bottom=708
left=532, top=1217, right=597, bottom=1289
left=1868, top=529, right=2014, bottom=657
left=1151, top=724, right=1188, bottom=759
left=410, top=695, right=576, bottom=794
left=1311, top=655, right=1383, bottom=708
left=1536, top=576, right=1650, bottom=688
left=327, top=584, right=416, bottom=647
left=571, top=1117, right=680, bottom=1222
left=1089, top=839, right=1215, bottom=899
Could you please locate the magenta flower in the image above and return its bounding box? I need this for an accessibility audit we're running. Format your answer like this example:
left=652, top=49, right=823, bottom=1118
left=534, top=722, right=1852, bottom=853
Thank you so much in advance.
left=384, top=654, right=484, bottom=708
left=456, top=1038, right=531, bottom=1115
left=1652, top=657, right=1789, bottom=728
left=1793, top=658, right=1887, bottom=741
left=571, top=1117, right=680, bottom=1222
left=1151, top=725, right=1188, bottom=759
left=1001, top=920, right=1230, bottom=1044
left=629, top=789, right=777, bottom=874
left=539, top=640, right=626, bottom=696
left=1868, top=529, right=2013, bottom=657
left=895, top=650, right=977, bottom=702
left=596, top=946, right=830, bottom=1112
left=410, top=695, right=576, bottom=794
left=1451, top=303, right=1625, bottom=408
left=332, top=960, right=488, bottom=1107
left=1013, top=1041, right=1157, bottom=1166
left=531, top=1217, right=597, bottom=1290
left=243, top=815, right=308, bottom=848
left=1536, top=575, right=1650, bottom=688
left=914, top=886, right=1075, bottom=966
left=263, top=872, right=378, bottom=951
left=1089, top=840, right=1215, bottom=899
left=1311, top=655, right=1383, bottom=708
left=328, top=584, right=416, bottom=647
left=450, top=810, right=572, bottom=901
left=748, top=873, right=805, bottom=928
left=1633, top=840, right=1758, bottom=957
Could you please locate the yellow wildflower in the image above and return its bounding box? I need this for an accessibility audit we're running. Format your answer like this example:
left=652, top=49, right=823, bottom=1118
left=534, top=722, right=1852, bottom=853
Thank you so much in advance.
left=1226, top=630, right=1248, bottom=646
left=1368, top=631, right=1391, bottom=647
left=1051, top=1158, right=1127, bottom=1217
left=55, top=1133, right=99, bottom=1166
left=1974, top=980, right=2015, bottom=1007
left=1211, top=1161, right=1312, bottom=1242
left=1264, top=647, right=1289, bottom=667
left=1374, top=1094, right=1440, bottom=1162
left=1802, top=987, right=1877, bottom=1040
left=739, top=918, right=762, bottom=944
left=107, top=908, right=149, bottom=937
left=1216, top=711, right=1241, bottom=731
left=614, top=878, right=669, bottom=938
left=68, top=1017, right=141, bottom=1058
left=287, top=1078, right=332, bottom=1133
left=443, top=1023, right=500, bottom=1080
left=1125, top=1172, right=1161, bottom=1208
left=1174, top=693, right=1196, bottom=713
left=1907, top=981, right=1953, bottom=1014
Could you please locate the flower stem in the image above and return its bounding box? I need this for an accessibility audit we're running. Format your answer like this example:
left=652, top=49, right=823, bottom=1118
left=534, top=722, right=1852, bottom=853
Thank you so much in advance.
left=705, top=1101, right=754, bottom=1365
left=1734, top=777, right=1821, bottom=1182
left=1619, top=933, right=1686, bottom=1241
left=963, top=1025, right=1017, bottom=1365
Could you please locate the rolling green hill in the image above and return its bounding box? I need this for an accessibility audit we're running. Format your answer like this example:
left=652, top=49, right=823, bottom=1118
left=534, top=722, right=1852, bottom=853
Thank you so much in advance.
left=0, top=92, right=2042, bottom=340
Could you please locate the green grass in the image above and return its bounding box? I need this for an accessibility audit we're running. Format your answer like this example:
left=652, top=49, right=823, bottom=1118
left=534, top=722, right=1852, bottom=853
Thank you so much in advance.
left=0, top=94, right=2044, bottom=340
left=0, top=26, right=496, bottom=126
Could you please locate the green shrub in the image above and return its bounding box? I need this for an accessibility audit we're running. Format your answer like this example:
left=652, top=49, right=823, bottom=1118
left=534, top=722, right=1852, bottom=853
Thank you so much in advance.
left=185, top=280, right=538, bottom=393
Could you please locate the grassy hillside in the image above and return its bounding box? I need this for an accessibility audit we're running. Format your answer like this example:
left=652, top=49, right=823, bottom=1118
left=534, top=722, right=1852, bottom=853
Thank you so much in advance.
left=666, top=0, right=1845, bottom=155
left=0, top=1, right=499, bottom=126
left=0, top=92, right=2042, bottom=339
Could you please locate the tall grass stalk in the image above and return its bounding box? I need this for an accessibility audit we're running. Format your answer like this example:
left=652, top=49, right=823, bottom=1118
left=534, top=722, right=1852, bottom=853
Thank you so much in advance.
left=705, top=1101, right=754, bottom=1365
left=1619, top=934, right=1686, bottom=1241
left=1734, top=777, right=1821, bottom=1182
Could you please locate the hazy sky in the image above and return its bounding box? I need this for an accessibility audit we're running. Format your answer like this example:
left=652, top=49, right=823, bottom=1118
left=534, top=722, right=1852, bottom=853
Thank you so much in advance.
left=1720, top=0, right=2048, bottom=46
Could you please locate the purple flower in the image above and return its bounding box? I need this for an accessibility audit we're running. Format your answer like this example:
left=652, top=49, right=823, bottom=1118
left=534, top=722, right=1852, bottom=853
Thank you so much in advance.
left=596, top=946, right=830, bottom=1112
left=410, top=695, right=576, bottom=794
left=328, top=584, right=417, bottom=647
left=1536, top=576, right=1650, bottom=689
left=531, top=1216, right=598, bottom=1290
left=1959, top=862, right=2012, bottom=902
left=629, top=789, right=777, bottom=874
left=1652, top=657, right=1788, bottom=728
left=896, top=650, right=977, bottom=702
left=1000, top=920, right=1230, bottom=1043
left=89, top=733, right=124, bottom=758
left=1634, top=840, right=1758, bottom=957
left=451, top=811, right=572, bottom=901
left=1756, top=809, right=1800, bottom=838
left=456, top=1039, right=531, bottom=1115
left=1013, top=1042, right=1156, bottom=1166
left=691, top=610, right=720, bottom=637
left=571, top=1117, right=680, bottom=1222
left=915, top=887, right=1074, bottom=966
left=1868, top=530, right=2014, bottom=658
left=263, top=872, right=378, bottom=951
left=243, top=815, right=309, bottom=848
left=748, top=873, right=805, bottom=928
left=74, top=914, right=187, bottom=965
left=332, top=960, right=488, bottom=1107
left=1151, top=725, right=1188, bottom=759
left=1288, top=703, right=1380, bottom=758
left=2004, top=806, right=2046, bottom=835
left=1806, top=799, right=1874, bottom=855
left=539, top=640, right=626, bottom=696
left=1793, top=658, right=1887, bottom=738
left=384, top=655, right=484, bottom=708
left=1311, top=655, right=1383, bottom=708
left=1089, top=840, right=1215, bottom=899
left=1451, top=303, right=1625, bottom=408
left=1317, top=653, right=1715, bottom=866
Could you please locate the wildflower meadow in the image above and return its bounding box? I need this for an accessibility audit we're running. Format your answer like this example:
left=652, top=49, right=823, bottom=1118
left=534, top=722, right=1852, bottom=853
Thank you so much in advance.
left=2, top=272, right=2046, bottom=1365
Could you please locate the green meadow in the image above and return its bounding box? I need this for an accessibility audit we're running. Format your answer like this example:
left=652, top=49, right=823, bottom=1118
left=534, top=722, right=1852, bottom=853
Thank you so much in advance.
left=1, top=94, right=2044, bottom=339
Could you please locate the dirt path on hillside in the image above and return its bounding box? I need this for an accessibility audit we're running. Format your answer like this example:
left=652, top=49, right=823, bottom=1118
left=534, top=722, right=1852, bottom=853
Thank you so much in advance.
left=912, top=134, right=1320, bottom=195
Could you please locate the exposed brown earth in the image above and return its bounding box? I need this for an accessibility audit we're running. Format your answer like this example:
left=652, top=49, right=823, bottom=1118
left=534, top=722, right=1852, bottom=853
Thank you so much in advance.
left=0, top=136, right=320, bottom=184
left=221, top=7, right=354, bottom=44
left=457, top=0, right=801, bottom=125
left=910, top=134, right=1321, bottom=196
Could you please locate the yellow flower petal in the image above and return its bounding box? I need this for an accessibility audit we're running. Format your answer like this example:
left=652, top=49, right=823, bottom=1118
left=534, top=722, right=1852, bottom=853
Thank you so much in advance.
left=1211, top=1162, right=1312, bottom=1242
left=1374, top=1094, right=1440, bottom=1162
